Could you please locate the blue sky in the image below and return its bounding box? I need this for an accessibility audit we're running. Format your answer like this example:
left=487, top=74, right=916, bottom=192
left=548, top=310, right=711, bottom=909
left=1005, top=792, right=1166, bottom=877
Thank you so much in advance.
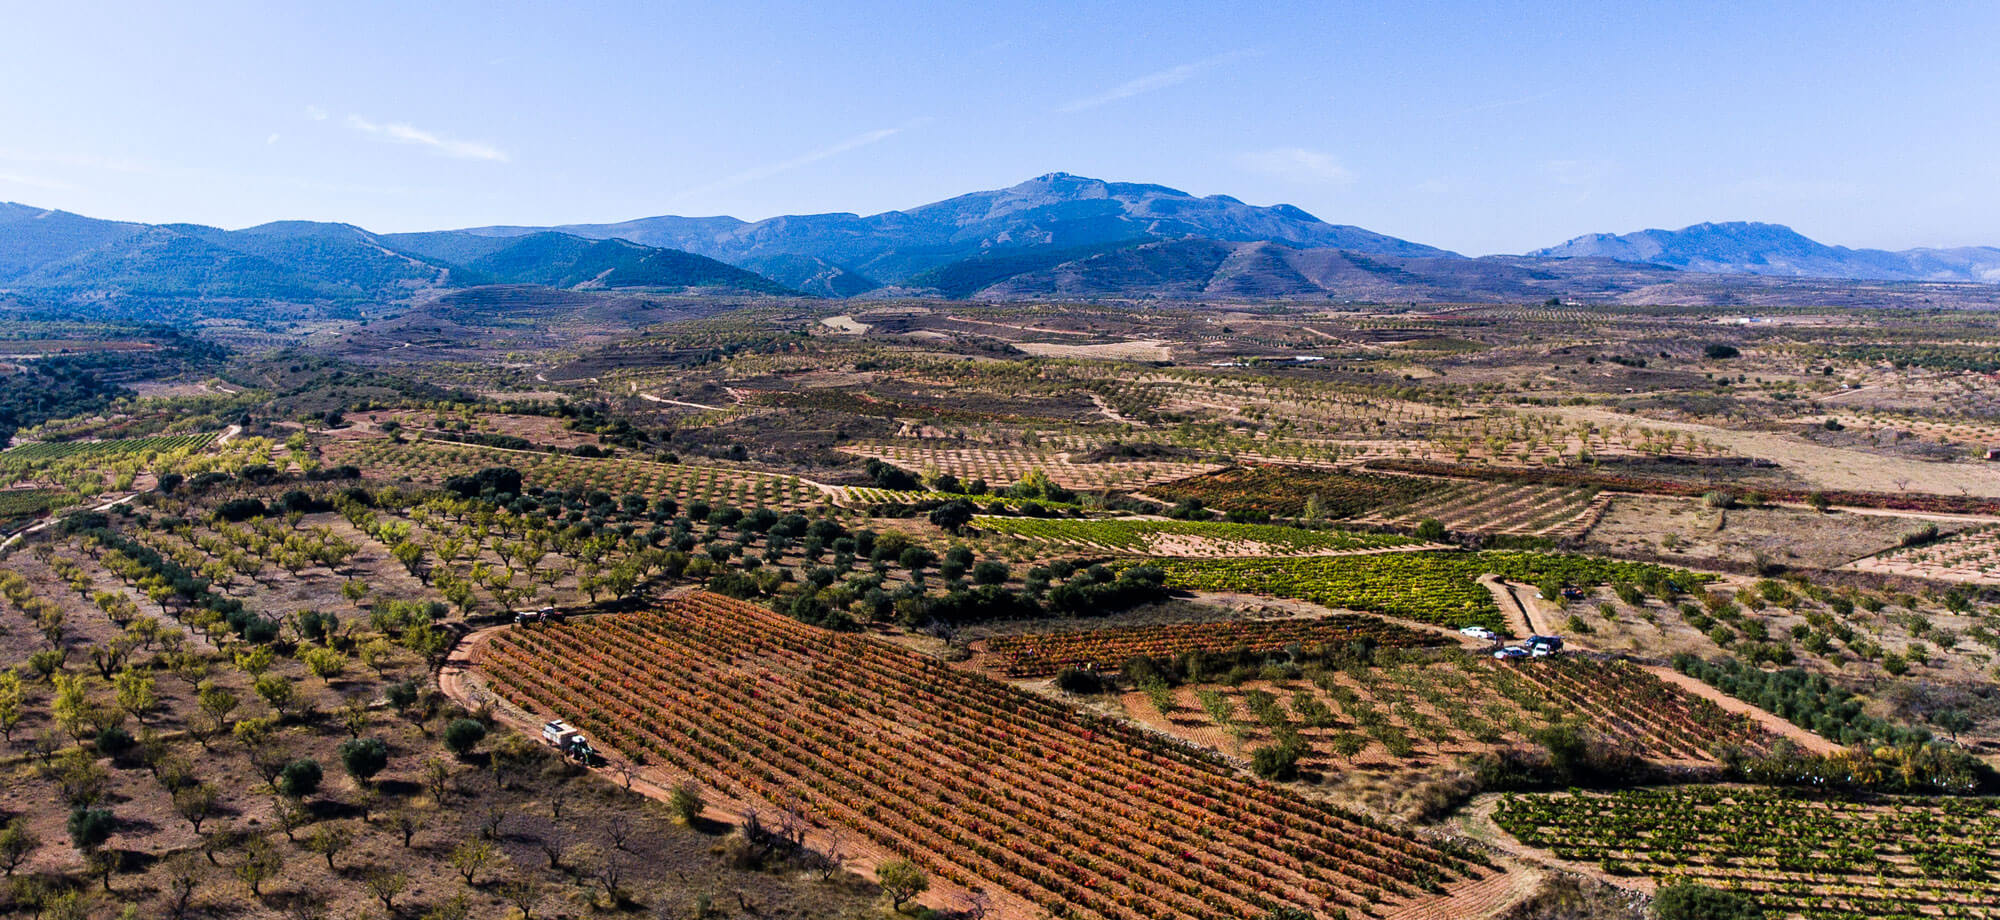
left=2, top=1, right=1995, bottom=255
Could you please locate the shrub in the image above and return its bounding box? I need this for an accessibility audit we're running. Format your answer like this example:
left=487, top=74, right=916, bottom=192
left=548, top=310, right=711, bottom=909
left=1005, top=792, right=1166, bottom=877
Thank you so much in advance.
left=216, top=498, right=268, bottom=522
left=669, top=781, right=705, bottom=825
left=444, top=718, right=488, bottom=757
left=67, top=807, right=115, bottom=851
left=94, top=726, right=134, bottom=758
left=1652, top=882, right=1764, bottom=920
left=338, top=737, right=390, bottom=784
left=876, top=858, right=930, bottom=910
left=1249, top=742, right=1302, bottom=782
left=1054, top=668, right=1106, bottom=695
left=276, top=759, right=323, bottom=798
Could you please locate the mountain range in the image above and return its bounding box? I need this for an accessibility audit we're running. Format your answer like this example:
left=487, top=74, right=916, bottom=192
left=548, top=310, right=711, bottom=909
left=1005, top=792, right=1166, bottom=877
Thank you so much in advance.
left=4, top=174, right=2000, bottom=317
left=1531, top=221, right=2000, bottom=284
left=0, top=203, right=784, bottom=309
left=465, top=172, right=1450, bottom=292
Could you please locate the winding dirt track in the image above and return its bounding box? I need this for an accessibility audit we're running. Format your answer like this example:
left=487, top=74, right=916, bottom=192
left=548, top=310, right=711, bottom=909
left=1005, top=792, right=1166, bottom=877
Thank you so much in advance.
left=1478, top=576, right=1538, bottom=638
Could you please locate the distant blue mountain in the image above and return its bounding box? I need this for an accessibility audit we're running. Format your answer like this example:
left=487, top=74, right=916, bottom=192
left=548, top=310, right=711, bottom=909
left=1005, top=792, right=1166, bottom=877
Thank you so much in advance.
left=1531, top=221, right=2000, bottom=283
left=0, top=205, right=787, bottom=305
left=464, top=172, right=1453, bottom=289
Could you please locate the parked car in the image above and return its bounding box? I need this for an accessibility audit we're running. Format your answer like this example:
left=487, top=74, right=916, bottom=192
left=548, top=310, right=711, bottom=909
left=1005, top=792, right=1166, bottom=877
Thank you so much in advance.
left=1493, top=646, right=1530, bottom=660
left=1459, top=626, right=1498, bottom=641
left=1525, top=635, right=1565, bottom=651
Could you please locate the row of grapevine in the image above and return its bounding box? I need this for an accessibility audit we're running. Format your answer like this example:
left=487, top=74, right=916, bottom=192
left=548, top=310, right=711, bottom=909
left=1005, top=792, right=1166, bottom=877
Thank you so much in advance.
left=479, top=593, right=1495, bottom=920
left=1139, top=657, right=1771, bottom=769
left=974, top=516, right=1422, bottom=557
left=1495, top=787, right=2000, bottom=919
left=982, top=613, right=1446, bottom=677
left=1158, top=552, right=1706, bottom=630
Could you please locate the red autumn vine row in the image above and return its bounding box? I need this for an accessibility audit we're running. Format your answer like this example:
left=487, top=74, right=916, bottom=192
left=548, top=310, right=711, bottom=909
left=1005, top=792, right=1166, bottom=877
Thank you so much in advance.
left=478, top=593, right=1494, bottom=920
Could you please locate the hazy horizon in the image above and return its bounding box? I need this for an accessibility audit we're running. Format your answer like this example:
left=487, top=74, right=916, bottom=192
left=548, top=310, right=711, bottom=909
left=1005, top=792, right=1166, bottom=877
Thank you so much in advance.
left=4, top=1, right=1997, bottom=255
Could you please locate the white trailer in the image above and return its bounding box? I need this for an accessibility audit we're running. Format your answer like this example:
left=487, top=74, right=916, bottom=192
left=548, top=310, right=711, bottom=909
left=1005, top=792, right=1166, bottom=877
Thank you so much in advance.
left=540, top=720, right=597, bottom=760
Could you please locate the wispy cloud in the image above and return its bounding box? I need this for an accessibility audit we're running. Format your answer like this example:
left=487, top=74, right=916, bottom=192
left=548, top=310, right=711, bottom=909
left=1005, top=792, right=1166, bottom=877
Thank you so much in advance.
left=305, top=105, right=328, bottom=121
left=1235, top=147, right=1354, bottom=186
left=0, top=148, right=156, bottom=175
left=1060, top=50, right=1254, bottom=113
left=670, top=123, right=919, bottom=202
left=346, top=115, right=509, bottom=162
left=0, top=171, right=72, bottom=191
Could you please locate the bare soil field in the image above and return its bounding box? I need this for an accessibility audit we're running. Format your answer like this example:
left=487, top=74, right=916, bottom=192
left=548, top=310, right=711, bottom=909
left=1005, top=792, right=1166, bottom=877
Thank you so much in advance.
left=1011, top=339, right=1172, bottom=361
left=1541, top=405, right=2000, bottom=497
left=1582, top=495, right=1957, bottom=571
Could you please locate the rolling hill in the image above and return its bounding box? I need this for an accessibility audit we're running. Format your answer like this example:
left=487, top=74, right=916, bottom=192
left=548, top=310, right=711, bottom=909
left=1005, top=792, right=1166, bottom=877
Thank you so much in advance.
left=0, top=205, right=793, bottom=311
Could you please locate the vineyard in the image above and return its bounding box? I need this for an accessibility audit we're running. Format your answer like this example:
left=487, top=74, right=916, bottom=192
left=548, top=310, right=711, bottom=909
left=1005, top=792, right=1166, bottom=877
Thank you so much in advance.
left=1847, top=523, right=2000, bottom=585
left=1494, top=788, right=2000, bottom=919
left=1346, top=481, right=1610, bottom=539
left=1129, top=657, right=1773, bottom=770
left=974, top=516, right=1424, bottom=557
left=324, top=439, right=826, bottom=509
left=478, top=593, right=1497, bottom=920
left=0, top=488, right=64, bottom=524
left=1159, top=552, right=1706, bottom=630
left=1366, top=458, right=2000, bottom=517
left=980, top=613, right=1447, bottom=677
left=0, top=431, right=217, bottom=462
left=840, top=442, right=1225, bottom=492
left=835, top=486, right=1086, bottom=512
left=1148, top=466, right=1435, bottom=519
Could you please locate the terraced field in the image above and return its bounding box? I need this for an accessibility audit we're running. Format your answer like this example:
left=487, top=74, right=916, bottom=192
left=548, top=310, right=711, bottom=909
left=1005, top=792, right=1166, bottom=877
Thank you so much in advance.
left=1128, top=657, right=1773, bottom=771
left=0, top=431, right=217, bottom=462
left=1495, top=788, right=2000, bottom=919
left=1149, top=466, right=1434, bottom=519
left=325, top=438, right=826, bottom=509
left=1348, top=480, right=1611, bottom=538
left=1847, top=523, right=2000, bottom=584
left=975, top=516, right=1424, bottom=557
left=981, top=613, right=1447, bottom=677
left=841, top=442, right=1224, bottom=492
left=480, top=593, right=1498, bottom=920
left=1159, top=552, right=1706, bottom=631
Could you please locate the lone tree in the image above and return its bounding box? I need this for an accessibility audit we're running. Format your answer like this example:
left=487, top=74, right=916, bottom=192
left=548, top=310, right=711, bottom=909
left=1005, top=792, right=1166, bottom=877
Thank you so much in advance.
left=0, top=817, right=39, bottom=876
left=233, top=836, right=284, bottom=897
left=365, top=869, right=410, bottom=913
left=877, top=857, right=930, bottom=912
